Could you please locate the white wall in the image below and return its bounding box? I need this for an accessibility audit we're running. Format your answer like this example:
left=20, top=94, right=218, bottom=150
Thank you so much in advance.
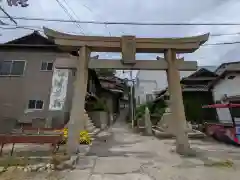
left=212, top=72, right=240, bottom=123
left=135, top=70, right=194, bottom=104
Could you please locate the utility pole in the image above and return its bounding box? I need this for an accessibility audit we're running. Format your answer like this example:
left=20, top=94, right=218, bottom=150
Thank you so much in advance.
left=123, top=70, right=134, bottom=128
left=130, top=70, right=134, bottom=128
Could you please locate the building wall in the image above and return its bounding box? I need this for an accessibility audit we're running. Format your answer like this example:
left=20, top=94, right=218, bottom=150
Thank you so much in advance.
left=0, top=51, right=57, bottom=122
left=135, top=70, right=194, bottom=104
left=212, top=72, right=240, bottom=123
left=0, top=50, right=102, bottom=127
left=0, top=51, right=79, bottom=127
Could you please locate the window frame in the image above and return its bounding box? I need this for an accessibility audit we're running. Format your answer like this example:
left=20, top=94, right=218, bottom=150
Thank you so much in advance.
left=40, top=61, right=53, bottom=71
left=27, top=100, right=44, bottom=110
left=0, top=60, right=26, bottom=76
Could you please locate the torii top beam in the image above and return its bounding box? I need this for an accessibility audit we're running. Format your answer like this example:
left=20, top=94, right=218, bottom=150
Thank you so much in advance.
left=43, top=27, right=209, bottom=54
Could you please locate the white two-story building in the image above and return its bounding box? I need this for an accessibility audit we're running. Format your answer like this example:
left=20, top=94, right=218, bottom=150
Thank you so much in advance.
left=210, top=62, right=240, bottom=123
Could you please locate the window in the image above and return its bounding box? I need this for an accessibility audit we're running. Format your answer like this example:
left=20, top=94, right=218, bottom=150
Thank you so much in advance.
left=146, top=94, right=153, bottom=102
left=0, top=60, right=25, bottom=76
left=137, top=96, right=141, bottom=105
left=41, top=62, right=53, bottom=71
left=28, top=100, right=44, bottom=110
left=163, top=95, right=170, bottom=101
left=230, top=100, right=240, bottom=118
left=72, top=69, right=76, bottom=76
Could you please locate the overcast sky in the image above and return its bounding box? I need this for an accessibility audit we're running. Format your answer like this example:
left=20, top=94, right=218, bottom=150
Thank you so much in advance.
left=1, top=0, right=240, bottom=78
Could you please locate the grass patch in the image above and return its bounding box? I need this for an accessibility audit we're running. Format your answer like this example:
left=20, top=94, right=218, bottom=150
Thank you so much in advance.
left=50, top=154, right=70, bottom=166
left=204, top=159, right=234, bottom=168
left=0, top=156, right=31, bottom=167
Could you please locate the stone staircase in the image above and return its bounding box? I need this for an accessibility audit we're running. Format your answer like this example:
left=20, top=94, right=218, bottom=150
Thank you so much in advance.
left=83, top=109, right=100, bottom=138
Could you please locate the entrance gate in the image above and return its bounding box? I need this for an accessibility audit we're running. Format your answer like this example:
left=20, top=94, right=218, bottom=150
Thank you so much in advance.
left=43, top=27, right=209, bottom=155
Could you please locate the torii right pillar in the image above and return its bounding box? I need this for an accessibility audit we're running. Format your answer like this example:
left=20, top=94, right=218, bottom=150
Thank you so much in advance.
left=165, top=49, right=190, bottom=155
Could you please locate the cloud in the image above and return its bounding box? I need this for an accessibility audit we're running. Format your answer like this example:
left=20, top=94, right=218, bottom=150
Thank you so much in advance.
left=184, top=0, right=240, bottom=64
left=0, top=0, right=240, bottom=67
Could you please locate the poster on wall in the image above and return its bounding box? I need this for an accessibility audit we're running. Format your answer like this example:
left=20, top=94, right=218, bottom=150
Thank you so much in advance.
left=49, top=68, right=69, bottom=111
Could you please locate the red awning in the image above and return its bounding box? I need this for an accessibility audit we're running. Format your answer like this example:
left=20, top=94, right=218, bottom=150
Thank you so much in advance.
left=202, top=103, right=240, bottom=108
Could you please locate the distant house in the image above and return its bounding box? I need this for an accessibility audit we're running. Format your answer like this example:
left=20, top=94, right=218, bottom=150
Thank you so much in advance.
left=0, top=31, right=102, bottom=128
left=135, top=66, right=217, bottom=105
left=98, top=76, right=128, bottom=114
left=209, top=61, right=240, bottom=123
left=153, top=68, right=218, bottom=123
left=180, top=68, right=218, bottom=122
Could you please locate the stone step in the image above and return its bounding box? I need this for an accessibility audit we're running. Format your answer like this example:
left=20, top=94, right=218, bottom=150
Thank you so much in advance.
left=89, top=128, right=100, bottom=137
left=86, top=126, right=96, bottom=132
left=86, top=122, right=95, bottom=127
left=152, top=128, right=206, bottom=139
left=84, top=116, right=89, bottom=119
left=83, top=109, right=99, bottom=136
left=86, top=123, right=95, bottom=128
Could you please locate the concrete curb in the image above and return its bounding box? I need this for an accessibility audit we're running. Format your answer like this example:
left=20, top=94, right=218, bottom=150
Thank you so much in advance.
left=55, top=145, right=91, bottom=170
left=55, top=127, right=111, bottom=171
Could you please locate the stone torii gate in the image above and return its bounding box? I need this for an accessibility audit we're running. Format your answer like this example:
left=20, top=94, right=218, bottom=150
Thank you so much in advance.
left=43, top=27, right=209, bottom=155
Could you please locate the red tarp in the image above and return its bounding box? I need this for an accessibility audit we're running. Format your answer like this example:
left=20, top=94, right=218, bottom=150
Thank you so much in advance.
left=202, top=103, right=240, bottom=108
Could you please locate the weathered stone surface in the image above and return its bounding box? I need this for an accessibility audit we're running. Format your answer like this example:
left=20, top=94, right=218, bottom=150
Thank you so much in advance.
left=0, top=166, right=5, bottom=173
left=144, top=107, right=152, bottom=135
left=90, top=173, right=152, bottom=180
left=94, top=157, right=141, bottom=174
left=2, top=122, right=240, bottom=180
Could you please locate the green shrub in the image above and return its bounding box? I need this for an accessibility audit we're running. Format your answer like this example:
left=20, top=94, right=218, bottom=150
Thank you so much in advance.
left=92, top=99, right=108, bottom=111
left=135, top=101, right=164, bottom=119
left=152, top=99, right=167, bottom=115
left=136, top=104, right=148, bottom=119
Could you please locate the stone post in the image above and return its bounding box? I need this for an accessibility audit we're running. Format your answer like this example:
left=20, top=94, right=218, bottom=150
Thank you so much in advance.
left=67, top=46, right=90, bottom=155
left=145, top=107, right=152, bottom=135
left=165, top=49, right=191, bottom=155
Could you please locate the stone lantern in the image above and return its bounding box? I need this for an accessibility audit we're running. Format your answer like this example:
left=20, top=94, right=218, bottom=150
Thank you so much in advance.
left=163, top=90, right=171, bottom=113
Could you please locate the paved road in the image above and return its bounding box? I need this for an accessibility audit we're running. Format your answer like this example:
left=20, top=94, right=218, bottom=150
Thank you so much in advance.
left=2, top=121, right=240, bottom=179
left=61, top=121, right=240, bottom=180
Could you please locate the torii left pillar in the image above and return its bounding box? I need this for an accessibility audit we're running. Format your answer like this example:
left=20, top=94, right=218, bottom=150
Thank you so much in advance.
left=67, top=46, right=90, bottom=155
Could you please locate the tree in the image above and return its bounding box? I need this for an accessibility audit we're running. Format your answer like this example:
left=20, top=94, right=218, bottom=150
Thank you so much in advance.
left=96, top=69, right=116, bottom=77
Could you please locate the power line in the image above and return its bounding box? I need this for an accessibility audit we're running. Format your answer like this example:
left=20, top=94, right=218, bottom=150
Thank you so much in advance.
left=204, top=41, right=240, bottom=46
left=2, top=16, right=240, bottom=26
left=211, top=32, right=240, bottom=37
left=0, top=6, right=17, bottom=25
left=62, top=0, right=80, bottom=21
left=2, top=24, right=240, bottom=47
left=1, top=25, right=240, bottom=47
left=69, top=0, right=113, bottom=37
left=0, top=24, right=86, bottom=34
left=0, top=25, right=43, bottom=32
left=55, top=0, right=85, bottom=34
left=1, top=21, right=240, bottom=37
left=2, top=23, right=240, bottom=38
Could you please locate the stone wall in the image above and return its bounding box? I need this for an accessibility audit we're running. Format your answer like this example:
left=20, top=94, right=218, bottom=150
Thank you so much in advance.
left=88, top=111, right=109, bottom=129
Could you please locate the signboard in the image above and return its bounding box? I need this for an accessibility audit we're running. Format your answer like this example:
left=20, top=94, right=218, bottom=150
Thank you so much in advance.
left=236, top=126, right=240, bottom=135
left=49, top=68, right=69, bottom=111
